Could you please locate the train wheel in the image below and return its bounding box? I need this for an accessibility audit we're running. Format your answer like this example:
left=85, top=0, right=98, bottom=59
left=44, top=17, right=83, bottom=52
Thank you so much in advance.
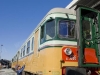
left=66, top=67, right=86, bottom=75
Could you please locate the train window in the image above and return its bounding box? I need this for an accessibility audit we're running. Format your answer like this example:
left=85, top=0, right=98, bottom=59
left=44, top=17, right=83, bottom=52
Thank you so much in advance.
left=82, top=20, right=91, bottom=39
left=31, top=37, right=34, bottom=51
left=46, top=20, right=55, bottom=40
left=23, top=45, right=26, bottom=56
left=40, top=25, right=45, bottom=44
left=12, top=59, right=13, bottom=62
left=17, top=51, right=19, bottom=59
left=70, top=21, right=75, bottom=37
left=20, top=48, right=23, bottom=57
left=27, top=40, right=30, bottom=54
left=59, top=20, right=75, bottom=38
left=15, top=55, right=16, bottom=61
left=16, top=55, right=18, bottom=60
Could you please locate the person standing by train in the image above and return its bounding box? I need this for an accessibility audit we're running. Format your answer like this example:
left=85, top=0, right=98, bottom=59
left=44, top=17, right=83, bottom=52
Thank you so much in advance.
left=16, top=62, right=26, bottom=75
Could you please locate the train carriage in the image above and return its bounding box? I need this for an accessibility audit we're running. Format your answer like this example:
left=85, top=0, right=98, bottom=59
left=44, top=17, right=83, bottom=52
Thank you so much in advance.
left=12, top=5, right=100, bottom=75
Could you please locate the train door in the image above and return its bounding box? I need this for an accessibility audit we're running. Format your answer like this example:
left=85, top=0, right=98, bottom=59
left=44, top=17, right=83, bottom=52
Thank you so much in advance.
left=76, top=6, right=100, bottom=67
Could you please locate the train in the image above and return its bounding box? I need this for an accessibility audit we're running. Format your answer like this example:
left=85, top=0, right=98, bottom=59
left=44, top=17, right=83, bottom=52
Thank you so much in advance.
left=11, top=5, right=100, bottom=75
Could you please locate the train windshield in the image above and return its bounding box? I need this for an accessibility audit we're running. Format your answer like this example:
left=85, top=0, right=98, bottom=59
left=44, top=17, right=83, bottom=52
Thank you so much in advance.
left=59, top=20, right=75, bottom=39
left=82, top=20, right=92, bottom=39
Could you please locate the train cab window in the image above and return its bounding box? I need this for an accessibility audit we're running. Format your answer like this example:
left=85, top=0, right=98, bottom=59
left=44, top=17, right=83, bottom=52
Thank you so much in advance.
left=27, top=41, right=30, bottom=54
left=59, top=20, right=75, bottom=38
left=31, top=37, right=34, bottom=51
left=46, top=20, right=55, bottom=40
left=40, top=25, right=45, bottom=44
left=70, top=21, right=75, bottom=37
left=82, top=20, right=91, bottom=39
left=23, top=46, right=26, bottom=56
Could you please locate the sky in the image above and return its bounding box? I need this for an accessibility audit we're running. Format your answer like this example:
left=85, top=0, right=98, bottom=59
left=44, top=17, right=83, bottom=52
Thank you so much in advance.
left=0, top=0, right=71, bottom=60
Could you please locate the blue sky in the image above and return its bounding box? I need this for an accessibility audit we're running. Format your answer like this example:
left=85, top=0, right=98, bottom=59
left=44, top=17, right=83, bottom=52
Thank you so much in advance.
left=0, top=0, right=71, bottom=60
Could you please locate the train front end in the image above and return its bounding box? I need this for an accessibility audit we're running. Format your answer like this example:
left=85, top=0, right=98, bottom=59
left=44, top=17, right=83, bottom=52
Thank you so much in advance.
left=61, top=6, right=100, bottom=75
left=76, top=5, right=100, bottom=75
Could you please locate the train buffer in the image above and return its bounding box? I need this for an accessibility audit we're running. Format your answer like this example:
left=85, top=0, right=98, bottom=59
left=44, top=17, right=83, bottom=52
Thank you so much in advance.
left=0, top=68, right=17, bottom=75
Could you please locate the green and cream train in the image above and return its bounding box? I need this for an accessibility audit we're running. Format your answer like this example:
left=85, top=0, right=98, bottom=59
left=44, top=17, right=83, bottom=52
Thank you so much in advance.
left=12, top=6, right=100, bottom=75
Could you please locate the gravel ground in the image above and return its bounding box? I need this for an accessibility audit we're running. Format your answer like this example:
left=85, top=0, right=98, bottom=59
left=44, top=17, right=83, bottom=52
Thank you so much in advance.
left=0, top=68, right=17, bottom=75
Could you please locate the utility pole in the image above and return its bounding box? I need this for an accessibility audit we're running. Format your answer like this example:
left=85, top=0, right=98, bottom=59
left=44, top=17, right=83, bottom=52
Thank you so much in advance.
left=0, top=45, right=3, bottom=60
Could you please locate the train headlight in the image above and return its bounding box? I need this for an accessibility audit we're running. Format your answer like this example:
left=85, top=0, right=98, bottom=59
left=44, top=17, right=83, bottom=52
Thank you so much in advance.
left=64, top=48, right=72, bottom=55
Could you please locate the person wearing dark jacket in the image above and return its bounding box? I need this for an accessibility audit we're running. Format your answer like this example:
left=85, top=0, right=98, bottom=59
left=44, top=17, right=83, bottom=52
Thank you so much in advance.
left=16, top=63, right=25, bottom=75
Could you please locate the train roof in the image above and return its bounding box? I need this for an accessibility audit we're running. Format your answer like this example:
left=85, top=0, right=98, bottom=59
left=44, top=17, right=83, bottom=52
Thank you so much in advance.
left=36, top=7, right=75, bottom=29
left=46, top=8, right=76, bottom=15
